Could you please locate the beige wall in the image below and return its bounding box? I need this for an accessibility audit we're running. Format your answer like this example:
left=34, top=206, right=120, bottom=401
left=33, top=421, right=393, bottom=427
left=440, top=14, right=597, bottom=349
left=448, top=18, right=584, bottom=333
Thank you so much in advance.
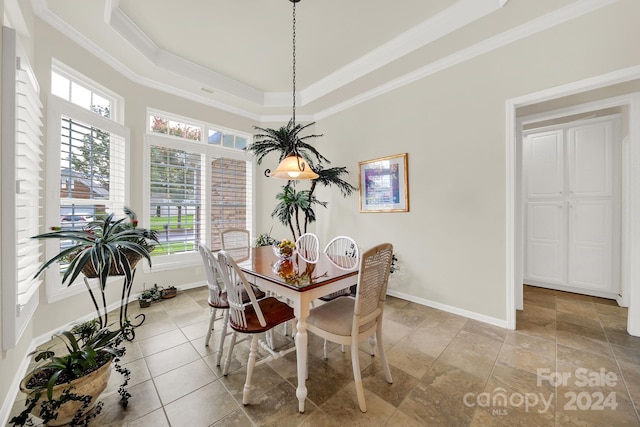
left=314, top=0, right=640, bottom=320
left=2, top=0, right=640, bottom=420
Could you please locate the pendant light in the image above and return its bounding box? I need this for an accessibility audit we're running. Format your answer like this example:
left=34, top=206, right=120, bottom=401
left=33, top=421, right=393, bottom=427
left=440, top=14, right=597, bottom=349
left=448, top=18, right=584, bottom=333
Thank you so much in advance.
left=269, top=0, right=318, bottom=180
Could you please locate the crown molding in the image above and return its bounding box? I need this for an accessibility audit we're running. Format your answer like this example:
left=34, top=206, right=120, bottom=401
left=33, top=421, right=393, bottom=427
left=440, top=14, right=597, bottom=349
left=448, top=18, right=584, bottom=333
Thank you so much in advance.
left=302, top=0, right=507, bottom=106
left=31, top=0, right=622, bottom=124
left=106, top=1, right=264, bottom=105
left=314, top=0, right=621, bottom=121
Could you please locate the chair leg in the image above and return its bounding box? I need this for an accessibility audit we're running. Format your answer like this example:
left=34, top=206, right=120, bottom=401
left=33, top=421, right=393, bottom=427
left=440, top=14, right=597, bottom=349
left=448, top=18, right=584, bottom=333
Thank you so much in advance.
left=351, top=338, right=367, bottom=412
left=215, top=310, right=229, bottom=366
left=376, top=325, right=393, bottom=384
left=223, top=331, right=237, bottom=376
left=243, top=334, right=259, bottom=405
left=205, top=307, right=216, bottom=346
left=368, top=334, right=376, bottom=356
left=323, top=338, right=328, bottom=359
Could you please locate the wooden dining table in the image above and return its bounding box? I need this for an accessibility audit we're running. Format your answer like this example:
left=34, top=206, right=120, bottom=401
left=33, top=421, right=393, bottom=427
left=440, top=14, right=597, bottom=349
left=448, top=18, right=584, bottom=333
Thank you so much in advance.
left=238, top=245, right=358, bottom=413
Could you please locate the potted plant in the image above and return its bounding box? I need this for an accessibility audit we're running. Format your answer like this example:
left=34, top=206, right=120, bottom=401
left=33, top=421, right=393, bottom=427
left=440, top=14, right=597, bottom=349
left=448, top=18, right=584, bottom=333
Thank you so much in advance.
left=10, top=320, right=131, bottom=426
left=138, top=290, right=154, bottom=308
left=138, top=284, right=162, bottom=307
left=160, top=285, right=177, bottom=299
left=247, top=120, right=356, bottom=241
left=255, top=228, right=277, bottom=247
left=32, top=208, right=159, bottom=336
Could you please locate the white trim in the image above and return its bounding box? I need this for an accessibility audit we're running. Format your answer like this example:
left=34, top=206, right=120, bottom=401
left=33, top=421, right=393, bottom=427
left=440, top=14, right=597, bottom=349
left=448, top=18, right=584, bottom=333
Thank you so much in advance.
left=45, top=95, right=131, bottom=302
left=303, top=0, right=507, bottom=106
left=505, top=66, right=640, bottom=335
left=31, top=0, right=620, bottom=122
left=387, top=289, right=509, bottom=329
left=316, top=0, right=621, bottom=121
left=106, top=0, right=264, bottom=105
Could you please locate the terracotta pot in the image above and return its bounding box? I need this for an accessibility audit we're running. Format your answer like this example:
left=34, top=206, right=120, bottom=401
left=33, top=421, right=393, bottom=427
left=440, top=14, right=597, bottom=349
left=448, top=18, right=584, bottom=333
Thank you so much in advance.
left=20, top=358, right=112, bottom=426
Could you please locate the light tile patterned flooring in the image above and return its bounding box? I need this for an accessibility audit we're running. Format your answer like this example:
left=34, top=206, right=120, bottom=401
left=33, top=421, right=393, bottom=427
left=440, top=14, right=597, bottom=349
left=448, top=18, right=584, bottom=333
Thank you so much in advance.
left=10, top=285, right=640, bottom=426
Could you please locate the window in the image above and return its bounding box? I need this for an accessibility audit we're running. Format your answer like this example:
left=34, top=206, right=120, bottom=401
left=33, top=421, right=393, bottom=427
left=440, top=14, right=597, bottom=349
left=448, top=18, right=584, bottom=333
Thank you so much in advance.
left=45, top=66, right=128, bottom=301
left=1, top=27, right=43, bottom=349
left=149, top=146, right=202, bottom=256
left=145, top=110, right=253, bottom=267
left=51, top=60, right=117, bottom=121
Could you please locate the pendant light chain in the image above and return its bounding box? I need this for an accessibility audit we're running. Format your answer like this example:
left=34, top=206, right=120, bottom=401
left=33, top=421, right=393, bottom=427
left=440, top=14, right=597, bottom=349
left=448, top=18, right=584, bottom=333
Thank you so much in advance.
left=292, top=0, right=297, bottom=126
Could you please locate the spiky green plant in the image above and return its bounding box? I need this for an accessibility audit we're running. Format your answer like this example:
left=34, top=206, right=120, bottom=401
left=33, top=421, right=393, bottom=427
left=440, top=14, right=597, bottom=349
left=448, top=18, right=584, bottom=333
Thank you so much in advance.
left=32, top=208, right=158, bottom=331
left=247, top=120, right=356, bottom=240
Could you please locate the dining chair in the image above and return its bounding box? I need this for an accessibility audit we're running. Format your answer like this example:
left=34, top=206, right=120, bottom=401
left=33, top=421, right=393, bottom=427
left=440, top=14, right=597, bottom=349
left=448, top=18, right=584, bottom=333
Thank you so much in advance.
left=295, top=232, right=320, bottom=263
left=221, top=228, right=251, bottom=262
left=216, top=250, right=296, bottom=405
left=306, top=242, right=394, bottom=413
left=320, top=235, right=359, bottom=300
left=199, top=244, right=266, bottom=366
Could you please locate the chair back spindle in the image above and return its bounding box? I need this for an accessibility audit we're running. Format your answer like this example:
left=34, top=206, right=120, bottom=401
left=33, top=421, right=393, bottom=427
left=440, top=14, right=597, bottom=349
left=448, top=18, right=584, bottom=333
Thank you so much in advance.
left=295, top=233, right=320, bottom=264
left=217, top=250, right=267, bottom=329
left=324, top=236, right=359, bottom=270
left=199, top=244, right=224, bottom=306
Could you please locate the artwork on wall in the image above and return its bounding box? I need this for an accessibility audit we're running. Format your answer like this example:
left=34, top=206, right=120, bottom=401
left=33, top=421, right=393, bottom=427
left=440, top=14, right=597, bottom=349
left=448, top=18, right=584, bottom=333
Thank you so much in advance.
left=358, top=153, right=409, bottom=213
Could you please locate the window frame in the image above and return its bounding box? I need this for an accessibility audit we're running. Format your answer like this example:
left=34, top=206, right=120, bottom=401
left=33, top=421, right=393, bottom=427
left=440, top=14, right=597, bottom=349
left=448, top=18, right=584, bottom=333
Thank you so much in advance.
left=143, top=110, right=255, bottom=270
left=45, top=96, right=130, bottom=302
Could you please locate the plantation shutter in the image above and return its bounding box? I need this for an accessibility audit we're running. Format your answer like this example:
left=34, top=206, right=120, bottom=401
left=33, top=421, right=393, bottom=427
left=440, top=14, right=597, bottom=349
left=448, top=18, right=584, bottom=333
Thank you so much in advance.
left=149, top=146, right=203, bottom=256
left=2, top=26, right=43, bottom=349
left=210, top=158, right=253, bottom=250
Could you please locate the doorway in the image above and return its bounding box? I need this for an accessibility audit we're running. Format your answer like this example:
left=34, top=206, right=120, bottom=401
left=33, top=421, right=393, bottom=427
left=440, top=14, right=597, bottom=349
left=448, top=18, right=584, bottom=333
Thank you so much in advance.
left=505, top=68, right=640, bottom=336
left=522, top=115, right=621, bottom=300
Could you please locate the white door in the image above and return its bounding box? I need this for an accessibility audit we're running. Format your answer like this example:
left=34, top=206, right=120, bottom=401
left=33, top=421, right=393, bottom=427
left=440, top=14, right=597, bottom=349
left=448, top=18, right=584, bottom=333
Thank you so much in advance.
left=524, top=117, right=620, bottom=298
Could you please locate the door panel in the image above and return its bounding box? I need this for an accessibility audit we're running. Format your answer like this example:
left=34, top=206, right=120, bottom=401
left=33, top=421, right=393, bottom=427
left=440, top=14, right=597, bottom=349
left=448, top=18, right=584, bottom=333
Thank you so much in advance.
left=569, top=201, right=612, bottom=290
left=568, top=122, right=612, bottom=197
left=527, top=202, right=565, bottom=284
left=525, top=131, right=563, bottom=199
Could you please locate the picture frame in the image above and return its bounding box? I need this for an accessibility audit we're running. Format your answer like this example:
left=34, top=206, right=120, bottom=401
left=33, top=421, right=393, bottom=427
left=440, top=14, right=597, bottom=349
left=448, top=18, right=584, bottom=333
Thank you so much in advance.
left=358, top=153, right=409, bottom=212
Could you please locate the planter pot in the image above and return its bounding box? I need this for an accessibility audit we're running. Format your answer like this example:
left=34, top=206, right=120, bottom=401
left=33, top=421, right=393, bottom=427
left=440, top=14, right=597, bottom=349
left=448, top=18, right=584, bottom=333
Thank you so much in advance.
left=139, top=298, right=151, bottom=308
left=161, top=288, right=177, bottom=299
left=20, top=358, right=112, bottom=426
left=81, top=251, right=142, bottom=278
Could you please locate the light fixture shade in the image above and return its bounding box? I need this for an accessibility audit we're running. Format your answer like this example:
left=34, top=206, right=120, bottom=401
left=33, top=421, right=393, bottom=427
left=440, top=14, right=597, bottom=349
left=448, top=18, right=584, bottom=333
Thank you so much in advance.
left=270, top=154, right=319, bottom=180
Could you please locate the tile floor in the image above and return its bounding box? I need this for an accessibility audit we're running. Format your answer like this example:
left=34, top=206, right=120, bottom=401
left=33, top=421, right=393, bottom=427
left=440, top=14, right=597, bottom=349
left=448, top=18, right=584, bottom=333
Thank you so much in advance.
left=10, top=285, right=640, bottom=426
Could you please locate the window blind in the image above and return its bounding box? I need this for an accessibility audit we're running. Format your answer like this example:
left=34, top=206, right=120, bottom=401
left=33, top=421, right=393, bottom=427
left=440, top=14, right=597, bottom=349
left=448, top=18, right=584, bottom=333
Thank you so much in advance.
left=210, top=157, right=253, bottom=251
left=149, top=146, right=203, bottom=256
left=1, top=26, right=43, bottom=349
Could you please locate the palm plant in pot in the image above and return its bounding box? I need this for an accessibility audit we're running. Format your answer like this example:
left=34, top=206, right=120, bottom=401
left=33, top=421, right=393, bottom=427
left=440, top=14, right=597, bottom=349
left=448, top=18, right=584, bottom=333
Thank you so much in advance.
left=32, top=208, right=159, bottom=336
left=248, top=120, right=356, bottom=241
left=10, top=320, right=131, bottom=427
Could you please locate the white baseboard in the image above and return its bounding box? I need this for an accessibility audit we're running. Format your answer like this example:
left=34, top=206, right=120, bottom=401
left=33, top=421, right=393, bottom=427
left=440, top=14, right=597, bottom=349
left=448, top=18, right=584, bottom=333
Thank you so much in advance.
left=386, top=289, right=511, bottom=329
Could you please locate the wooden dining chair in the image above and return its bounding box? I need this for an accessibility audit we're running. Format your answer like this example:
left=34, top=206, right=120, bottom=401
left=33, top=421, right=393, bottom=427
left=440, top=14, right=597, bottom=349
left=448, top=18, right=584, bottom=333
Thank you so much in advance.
left=295, top=232, right=320, bottom=263
left=199, top=244, right=265, bottom=366
left=216, top=250, right=296, bottom=405
left=221, top=228, right=251, bottom=262
left=306, top=243, right=394, bottom=413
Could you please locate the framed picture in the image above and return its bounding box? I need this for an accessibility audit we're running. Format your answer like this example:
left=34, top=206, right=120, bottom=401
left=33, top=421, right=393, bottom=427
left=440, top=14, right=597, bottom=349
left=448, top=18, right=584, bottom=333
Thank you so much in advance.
left=359, top=153, right=409, bottom=212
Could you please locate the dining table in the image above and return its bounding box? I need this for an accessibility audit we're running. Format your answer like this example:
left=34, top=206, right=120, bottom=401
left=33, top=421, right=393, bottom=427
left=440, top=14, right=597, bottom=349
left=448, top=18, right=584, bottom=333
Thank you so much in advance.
left=238, top=245, right=358, bottom=413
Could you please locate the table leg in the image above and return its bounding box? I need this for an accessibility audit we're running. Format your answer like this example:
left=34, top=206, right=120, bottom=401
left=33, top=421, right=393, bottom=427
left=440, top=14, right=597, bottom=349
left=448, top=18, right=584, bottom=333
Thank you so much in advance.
left=295, top=316, right=308, bottom=413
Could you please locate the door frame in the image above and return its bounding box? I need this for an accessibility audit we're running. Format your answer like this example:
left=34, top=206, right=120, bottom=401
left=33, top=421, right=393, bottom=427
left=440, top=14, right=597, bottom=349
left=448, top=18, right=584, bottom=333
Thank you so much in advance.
left=505, top=65, right=640, bottom=336
left=521, top=115, right=622, bottom=300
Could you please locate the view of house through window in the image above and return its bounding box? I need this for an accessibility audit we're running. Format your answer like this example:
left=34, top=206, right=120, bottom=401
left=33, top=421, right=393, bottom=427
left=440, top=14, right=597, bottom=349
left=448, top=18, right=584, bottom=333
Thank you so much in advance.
left=147, top=111, right=253, bottom=260
left=149, top=146, right=202, bottom=256
left=48, top=64, right=127, bottom=285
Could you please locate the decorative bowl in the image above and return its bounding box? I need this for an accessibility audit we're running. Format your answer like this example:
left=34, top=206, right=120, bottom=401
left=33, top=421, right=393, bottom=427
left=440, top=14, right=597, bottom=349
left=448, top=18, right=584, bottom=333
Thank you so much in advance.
left=273, top=242, right=295, bottom=259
